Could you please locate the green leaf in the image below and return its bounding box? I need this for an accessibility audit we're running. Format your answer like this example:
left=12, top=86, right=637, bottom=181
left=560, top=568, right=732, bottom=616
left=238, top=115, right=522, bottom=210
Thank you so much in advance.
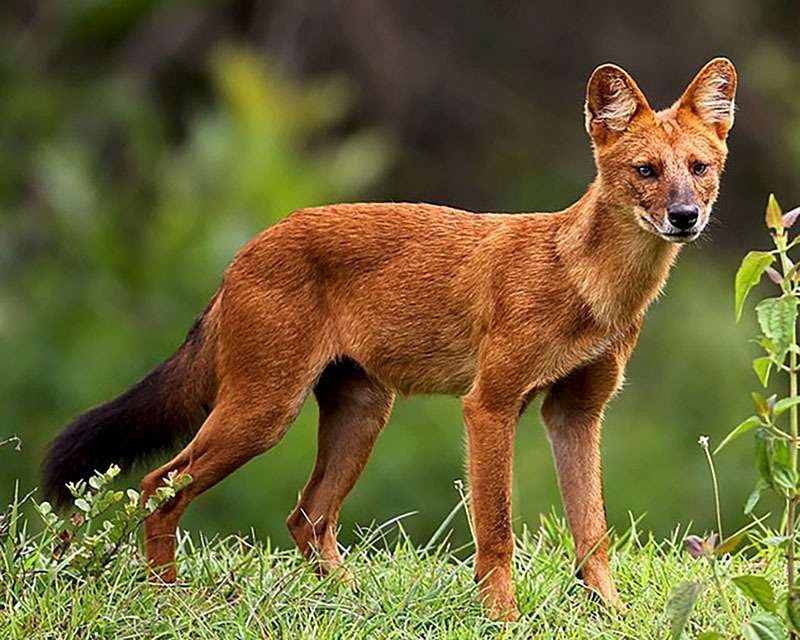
left=753, top=392, right=770, bottom=418
left=742, top=611, right=787, bottom=640
left=714, top=530, right=747, bottom=556
left=715, top=514, right=771, bottom=557
left=771, top=462, right=798, bottom=494
left=759, top=336, right=777, bottom=353
left=745, top=481, right=768, bottom=515
left=715, top=416, right=762, bottom=454
left=753, top=357, right=773, bottom=387
left=766, top=193, right=784, bottom=232
left=74, top=498, right=91, bottom=512
left=773, top=440, right=791, bottom=467
left=698, top=633, right=722, bottom=640
left=774, top=396, right=800, bottom=418
left=756, top=431, right=771, bottom=484
left=736, top=252, right=776, bottom=322
left=756, top=296, right=798, bottom=365
left=732, top=575, right=775, bottom=612
left=762, top=535, right=789, bottom=548
left=666, top=581, right=703, bottom=640
left=787, top=591, right=800, bottom=632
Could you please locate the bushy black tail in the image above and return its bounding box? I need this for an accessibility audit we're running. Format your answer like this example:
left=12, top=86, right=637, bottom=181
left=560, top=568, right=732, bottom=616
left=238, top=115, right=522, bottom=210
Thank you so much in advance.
left=42, top=298, right=218, bottom=505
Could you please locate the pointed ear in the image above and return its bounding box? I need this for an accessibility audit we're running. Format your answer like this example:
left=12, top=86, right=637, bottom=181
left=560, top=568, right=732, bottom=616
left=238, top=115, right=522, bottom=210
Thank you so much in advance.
left=678, top=57, right=737, bottom=139
left=585, top=64, right=651, bottom=145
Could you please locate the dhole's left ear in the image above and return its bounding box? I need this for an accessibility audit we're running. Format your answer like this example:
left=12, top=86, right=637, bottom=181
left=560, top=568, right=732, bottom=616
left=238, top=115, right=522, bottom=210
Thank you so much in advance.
left=585, top=64, right=652, bottom=145
left=677, top=57, right=737, bottom=139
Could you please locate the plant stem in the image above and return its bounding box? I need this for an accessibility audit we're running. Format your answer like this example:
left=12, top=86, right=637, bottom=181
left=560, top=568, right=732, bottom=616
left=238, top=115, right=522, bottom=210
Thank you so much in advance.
left=790, top=336, right=798, bottom=463
left=708, top=555, right=737, bottom=631
left=789, top=496, right=798, bottom=640
left=701, top=438, right=724, bottom=541
left=778, top=231, right=800, bottom=640
left=778, top=232, right=799, bottom=535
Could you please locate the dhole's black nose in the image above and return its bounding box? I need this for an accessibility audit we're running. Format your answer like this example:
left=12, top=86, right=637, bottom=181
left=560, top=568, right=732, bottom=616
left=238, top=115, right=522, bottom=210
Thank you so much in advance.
left=667, top=204, right=699, bottom=231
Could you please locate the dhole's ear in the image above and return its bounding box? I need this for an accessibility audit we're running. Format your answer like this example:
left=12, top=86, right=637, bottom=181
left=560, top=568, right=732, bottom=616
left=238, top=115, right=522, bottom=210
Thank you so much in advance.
left=677, top=57, right=737, bottom=139
left=585, top=64, right=651, bottom=144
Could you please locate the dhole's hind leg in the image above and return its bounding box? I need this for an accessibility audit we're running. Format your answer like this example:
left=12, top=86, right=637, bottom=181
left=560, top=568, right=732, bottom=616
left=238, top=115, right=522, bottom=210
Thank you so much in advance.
left=287, top=359, right=394, bottom=581
left=141, top=275, right=334, bottom=581
left=142, top=393, right=310, bottom=581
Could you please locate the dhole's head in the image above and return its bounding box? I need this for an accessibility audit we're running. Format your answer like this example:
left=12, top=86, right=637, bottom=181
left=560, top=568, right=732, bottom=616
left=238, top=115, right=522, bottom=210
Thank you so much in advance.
left=585, top=58, right=737, bottom=243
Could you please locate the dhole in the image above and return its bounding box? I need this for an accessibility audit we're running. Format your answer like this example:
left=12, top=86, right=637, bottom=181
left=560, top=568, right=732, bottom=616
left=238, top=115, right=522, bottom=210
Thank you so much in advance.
left=43, top=58, right=737, bottom=620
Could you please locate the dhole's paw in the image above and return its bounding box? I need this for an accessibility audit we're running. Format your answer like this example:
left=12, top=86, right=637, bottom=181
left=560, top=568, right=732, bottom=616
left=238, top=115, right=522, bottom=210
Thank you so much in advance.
left=488, top=597, right=520, bottom=622
left=330, top=565, right=358, bottom=591
left=484, top=591, right=520, bottom=622
left=312, top=551, right=359, bottom=591
left=148, top=564, right=178, bottom=584
left=580, top=566, right=626, bottom=613
left=479, top=572, right=520, bottom=622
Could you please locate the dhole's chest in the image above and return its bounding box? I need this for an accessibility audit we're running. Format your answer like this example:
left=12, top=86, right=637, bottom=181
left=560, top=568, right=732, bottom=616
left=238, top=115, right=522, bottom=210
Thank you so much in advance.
left=499, top=296, right=633, bottom=395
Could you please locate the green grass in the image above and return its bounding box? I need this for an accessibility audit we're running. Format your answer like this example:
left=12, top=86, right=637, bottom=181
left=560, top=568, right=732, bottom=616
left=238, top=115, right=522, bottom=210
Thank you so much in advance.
left=1, top=501, right=786, bottom=640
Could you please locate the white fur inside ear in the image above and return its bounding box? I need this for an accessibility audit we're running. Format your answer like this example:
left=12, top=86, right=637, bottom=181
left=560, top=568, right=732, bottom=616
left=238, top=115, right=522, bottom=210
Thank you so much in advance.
left=596, top=76, right=638, bottom=131
left=694, top=73, right=735, bottom=125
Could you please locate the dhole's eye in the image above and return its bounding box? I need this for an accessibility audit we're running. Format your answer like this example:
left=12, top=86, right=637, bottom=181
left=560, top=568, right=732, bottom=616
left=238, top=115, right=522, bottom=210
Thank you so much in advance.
left=692, top=162, right=708, bottom=176
left=636, top=165, right=656, bottom=179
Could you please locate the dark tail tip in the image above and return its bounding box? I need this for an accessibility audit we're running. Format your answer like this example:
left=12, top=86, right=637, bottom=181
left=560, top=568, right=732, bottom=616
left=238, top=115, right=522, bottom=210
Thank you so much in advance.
left=41, top=363, right=202, bottom=506
left=41, top=295, right=217, bottom=505
left=42, top=404, right=117, bottom=506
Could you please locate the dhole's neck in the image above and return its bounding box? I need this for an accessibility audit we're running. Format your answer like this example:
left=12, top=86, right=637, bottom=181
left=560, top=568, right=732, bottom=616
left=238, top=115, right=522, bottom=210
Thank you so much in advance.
left=556, top=181, right=680, bottom=328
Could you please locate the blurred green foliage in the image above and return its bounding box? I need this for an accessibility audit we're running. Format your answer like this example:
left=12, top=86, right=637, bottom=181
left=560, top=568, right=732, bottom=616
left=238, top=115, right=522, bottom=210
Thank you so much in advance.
left=1, top=1, right=798, bottom=552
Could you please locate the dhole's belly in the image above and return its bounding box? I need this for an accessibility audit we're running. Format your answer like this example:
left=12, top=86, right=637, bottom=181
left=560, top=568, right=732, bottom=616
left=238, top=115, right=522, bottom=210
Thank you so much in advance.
left=351, top=329, right=615, bottom=398
left=343, top=313, right=481, bottom=396
left=340, top=303, right=617, bottom=398
left=360, top=345, right=479, bottom=396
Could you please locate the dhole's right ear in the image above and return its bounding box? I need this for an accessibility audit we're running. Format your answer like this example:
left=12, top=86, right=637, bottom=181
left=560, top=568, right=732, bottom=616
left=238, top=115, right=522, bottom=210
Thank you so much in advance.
left=585, top=64, right=651, bottom=145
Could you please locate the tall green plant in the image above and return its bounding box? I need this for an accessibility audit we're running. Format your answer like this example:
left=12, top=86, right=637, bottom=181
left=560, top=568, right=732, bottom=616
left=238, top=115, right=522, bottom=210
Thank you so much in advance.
left=722, top=194, right=800, bottom=637
left=667, top=194, right=800, bottom=639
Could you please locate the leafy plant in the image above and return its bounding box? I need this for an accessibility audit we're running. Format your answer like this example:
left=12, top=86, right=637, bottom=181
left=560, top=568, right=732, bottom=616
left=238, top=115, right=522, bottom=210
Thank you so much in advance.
left=34, top=465, right=192, bottom=579
left=667, top=437, right=777, bottom=639
left=668, top=194, right=800, bottom=639
left=1, top=456, right=191, bottom=587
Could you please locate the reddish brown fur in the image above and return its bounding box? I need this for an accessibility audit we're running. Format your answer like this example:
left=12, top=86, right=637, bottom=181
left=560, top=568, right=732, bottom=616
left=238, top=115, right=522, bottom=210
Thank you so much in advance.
left=131, top=59, right=738, bottom=620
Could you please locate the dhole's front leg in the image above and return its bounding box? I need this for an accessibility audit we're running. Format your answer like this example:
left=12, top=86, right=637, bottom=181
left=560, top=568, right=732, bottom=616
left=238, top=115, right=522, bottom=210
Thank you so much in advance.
left=462, top=392, right=521, bottom=621
left=540, top=352, right=627, bottom=611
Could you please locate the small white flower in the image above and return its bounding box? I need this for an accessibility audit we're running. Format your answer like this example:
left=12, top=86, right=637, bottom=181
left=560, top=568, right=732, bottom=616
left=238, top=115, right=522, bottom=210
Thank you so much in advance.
left=698, top=435, right=710, bottom=448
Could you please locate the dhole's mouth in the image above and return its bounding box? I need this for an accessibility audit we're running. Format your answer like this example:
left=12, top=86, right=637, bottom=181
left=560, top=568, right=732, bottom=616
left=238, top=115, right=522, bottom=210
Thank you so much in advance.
left=638, top=214, right=701, bottom=243
left=661, top=230, right=701, bottom=243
